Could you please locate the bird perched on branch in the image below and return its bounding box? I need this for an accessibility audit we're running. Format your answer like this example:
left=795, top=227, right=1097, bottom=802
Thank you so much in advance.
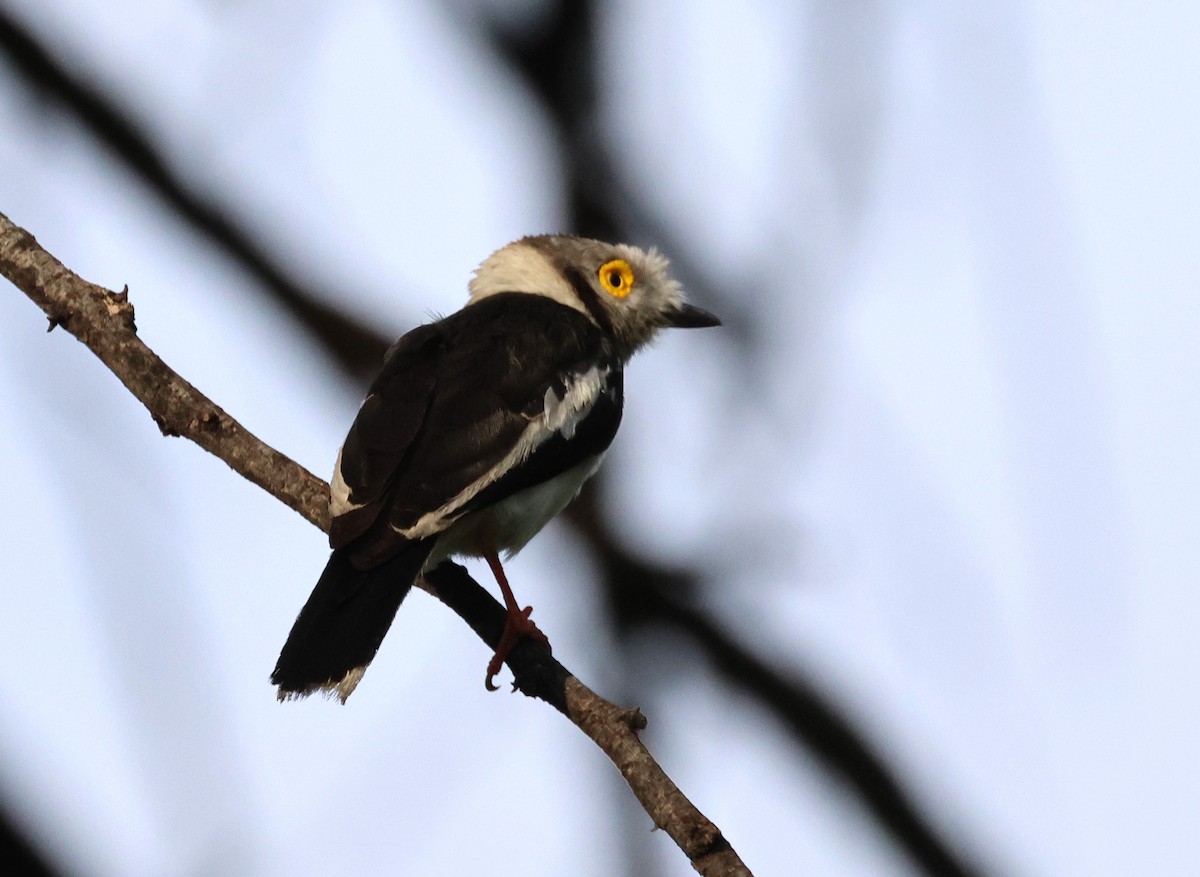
left=271, top=235, right=720, bottom=701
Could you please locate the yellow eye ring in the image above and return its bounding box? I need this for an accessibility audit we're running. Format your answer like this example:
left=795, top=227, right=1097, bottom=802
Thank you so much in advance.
left=598, top=259, right=635, bottom=298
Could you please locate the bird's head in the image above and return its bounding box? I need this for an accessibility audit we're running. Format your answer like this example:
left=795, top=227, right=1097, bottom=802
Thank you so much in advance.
left=467, top=235, right=720, bottom=360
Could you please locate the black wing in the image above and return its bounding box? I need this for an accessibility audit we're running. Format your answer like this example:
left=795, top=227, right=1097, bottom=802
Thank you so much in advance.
left=330, top=293, right=622, bottom=565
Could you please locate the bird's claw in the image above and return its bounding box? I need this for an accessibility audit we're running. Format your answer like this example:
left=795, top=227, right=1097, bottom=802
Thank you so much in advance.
left=484, top=605, right=551, bottom=690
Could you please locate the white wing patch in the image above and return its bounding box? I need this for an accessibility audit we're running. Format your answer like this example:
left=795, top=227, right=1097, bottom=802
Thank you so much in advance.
left=329, top=445, right=363, bottom=518
left=543, top=365, right=606, bottom=440
left=392, top=365, right=610, bottom=540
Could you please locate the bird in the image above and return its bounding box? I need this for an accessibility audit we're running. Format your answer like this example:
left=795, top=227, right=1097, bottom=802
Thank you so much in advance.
left=271, top=234, right=720, bottom=701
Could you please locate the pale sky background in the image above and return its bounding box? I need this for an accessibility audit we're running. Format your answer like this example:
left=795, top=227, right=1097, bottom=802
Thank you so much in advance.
left=1, top=1, right=1197, bottom=876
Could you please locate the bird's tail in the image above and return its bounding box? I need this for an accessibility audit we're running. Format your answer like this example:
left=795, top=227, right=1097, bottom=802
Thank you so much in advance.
left=271, top=539, right=435, bottom=702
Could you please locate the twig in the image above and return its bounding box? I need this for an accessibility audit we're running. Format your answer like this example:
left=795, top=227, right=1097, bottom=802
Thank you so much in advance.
left=0, top=210, right=753, bottom=877
left=425, top=564, right=749, bottom=876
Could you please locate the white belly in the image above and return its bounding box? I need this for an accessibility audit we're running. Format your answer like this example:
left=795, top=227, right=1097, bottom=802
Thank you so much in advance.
left=426, top=454, right=604, bottom=566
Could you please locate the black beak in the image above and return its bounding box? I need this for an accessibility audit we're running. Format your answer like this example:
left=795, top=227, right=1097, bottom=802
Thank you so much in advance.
left=665, top=303, right=721, bottom=329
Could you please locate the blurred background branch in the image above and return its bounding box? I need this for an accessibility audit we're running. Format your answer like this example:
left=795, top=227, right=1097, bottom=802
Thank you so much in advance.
left=0, top=5, right=389, bottom=379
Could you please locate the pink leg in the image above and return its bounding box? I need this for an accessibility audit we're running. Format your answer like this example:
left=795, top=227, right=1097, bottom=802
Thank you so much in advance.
left=483, top=551, right=550, bottom=690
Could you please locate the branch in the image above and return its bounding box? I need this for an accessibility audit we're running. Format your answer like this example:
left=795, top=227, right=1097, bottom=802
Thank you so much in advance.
left=0, top=210, right=753, bottom=877
left=424, top=564, right=747, bottom=875
left=0, top=212, right=330, bottom=530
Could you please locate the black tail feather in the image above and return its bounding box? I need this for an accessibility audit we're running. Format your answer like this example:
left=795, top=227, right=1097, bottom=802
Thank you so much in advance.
left=272, top=540, right=435, bottom=701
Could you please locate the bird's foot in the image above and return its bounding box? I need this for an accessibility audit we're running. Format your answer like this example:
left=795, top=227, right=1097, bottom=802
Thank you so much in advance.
left=485, top=605, right=551, bottom=691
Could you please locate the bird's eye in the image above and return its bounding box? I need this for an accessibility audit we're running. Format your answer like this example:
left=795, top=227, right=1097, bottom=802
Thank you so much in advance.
left=598, top=259, right=635, bottom=298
